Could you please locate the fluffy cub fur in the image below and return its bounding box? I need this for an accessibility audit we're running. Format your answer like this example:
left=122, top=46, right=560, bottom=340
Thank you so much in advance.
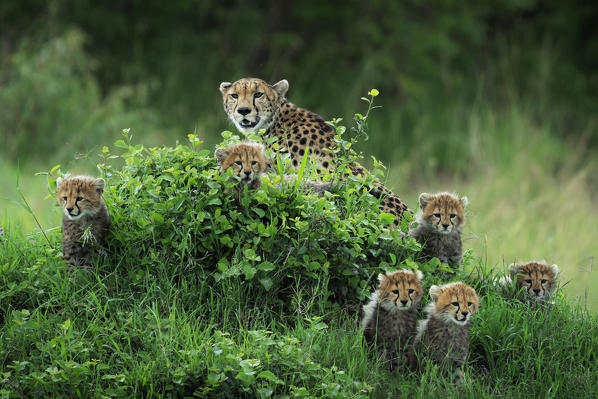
left=361, top=269, right=424, bottom=370
left=215, top=142, right=268, bottom=190
left=505, top=261, right=559, bottom=303
left=215, top=142, right=332, bottom=196
left=415, top=282, right=479, bottom=384
left=56, top=176, right=110, bottom=267
left=409, top=192, right=468, bottom=267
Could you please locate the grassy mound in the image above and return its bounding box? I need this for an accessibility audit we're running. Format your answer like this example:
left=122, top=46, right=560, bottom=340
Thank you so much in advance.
left=1, top=117, right=597, bottom=397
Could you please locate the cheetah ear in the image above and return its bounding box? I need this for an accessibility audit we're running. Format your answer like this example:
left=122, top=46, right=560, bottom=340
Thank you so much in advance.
left=460, top=196, right=469, bottom=207
left=377, top=273, right=387, bottom=283
left=429, top=285, right=442, bottom=302
left=508, top=263, right=521, bottom=280
left=272, top=79, right=289, bottom=97
left=419, top=193, right=433, bottom=209
left=550, top=264, right=560, bottom=277
left=56, top=177, right=63, bottom=189
left=214, top=147, right=229, bottom=165
left=415, top=270, right=424, bottom=281
left=219, top=82, right=232, bottom=94
left=92, top=178, right=105, bottom=194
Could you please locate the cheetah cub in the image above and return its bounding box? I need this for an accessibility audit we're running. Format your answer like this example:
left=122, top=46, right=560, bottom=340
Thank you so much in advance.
left=56, top=176, right=110, bottom=267
left=409, top=192, right=468, bottom=267
left=414, top=282, right=479, bottom=385
left=361, top=269, right=424, bottom=370
left=504, top=261, right=559, bottom=304
left=215, top=142, right=268, bottom=190
left=215, top=142, right=332, bottom=196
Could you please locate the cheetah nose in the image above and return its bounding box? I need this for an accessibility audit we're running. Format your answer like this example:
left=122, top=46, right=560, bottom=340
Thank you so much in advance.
left=243, top=170, right=251, bottom=177
left=533, top=289, right=541, bottom=294
left=461, top=311, right=468, bottom=317
left=442, top=223, right=449, bottom=229
left=66, top=207, right=74, bottom=212
left=238, top=107, right=251, bottom=116
left=400, top=300, right=408, bottom=306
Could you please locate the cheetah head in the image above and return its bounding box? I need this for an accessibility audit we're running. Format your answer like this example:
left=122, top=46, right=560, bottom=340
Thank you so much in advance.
left=418, top=192, right=468, bottom=234
left=219, top=78, right=289, bottom=133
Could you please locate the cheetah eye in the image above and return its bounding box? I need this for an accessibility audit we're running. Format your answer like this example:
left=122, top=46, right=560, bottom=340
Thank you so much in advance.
left=541, top=279, right=547, bottom=284
left=76, top=196, right=83, bottom=202
left=392, top=289, right=399, bottom=295
left=251, top=161, right=257, bottom=166
left=62, top=196, right=67, bottom=201
left=467, top=302, right=472, bottom=306
left=254, top=92, right=263, bottom=98
left=433, top=213, right=441, bottom=218
left=525, top=279, right=532, bottom=284
left=230, top=93, right=238, bottom=99
left=235, top=161, right=243, bottom=166
left=451, top=301, right=459, bottom=307
left=408, top=289, right=414, bottom=294
left=450, top=213, right=457, bottom=219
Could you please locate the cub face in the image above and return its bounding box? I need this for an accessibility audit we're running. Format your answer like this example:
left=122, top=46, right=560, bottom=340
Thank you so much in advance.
left=509, top=261, right=559, bottom=300
left=219, top=78, right=289, bottom=133
left=429, top=282, right=479, bottom=325
left=419, top=192, right=468, bottom=234
left=378, top=269, right=424, bottom=311
left=56, top=176, right=105, bottom=220
left=215, top=142, right=269, bottom=186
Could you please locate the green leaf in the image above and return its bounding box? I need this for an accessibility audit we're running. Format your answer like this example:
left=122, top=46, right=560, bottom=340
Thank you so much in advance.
left=240, top=261, right=257, bottom=280
left=257, top=370, right=283, bottom=384
left=217, top=258, right=229, bottom=273
left=207, top=372, right=226, bottom=386
left=258, top=261, right=276, bottom=272
left=259, top=278, right=273, bottom=291
left=243, top=248, right=261, bottom=262
left=114, top=139, right=127, bottom=148
left=235, top=370, right=255, bottom=386
left=151, top=212, right=164, bottom=224
left=378, top=212, right=395, bottom=226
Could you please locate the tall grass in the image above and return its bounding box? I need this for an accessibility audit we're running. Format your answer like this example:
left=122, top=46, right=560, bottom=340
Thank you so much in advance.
left=1, top=222, right=597, bottom=397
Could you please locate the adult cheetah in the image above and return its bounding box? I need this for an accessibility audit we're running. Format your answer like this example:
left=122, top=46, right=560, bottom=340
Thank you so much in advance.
left=219, top=77, right=410, bottom=227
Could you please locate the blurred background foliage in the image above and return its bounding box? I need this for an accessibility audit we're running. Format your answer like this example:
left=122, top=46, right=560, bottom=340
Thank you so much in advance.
left=0, top=0, right=597, bottom=308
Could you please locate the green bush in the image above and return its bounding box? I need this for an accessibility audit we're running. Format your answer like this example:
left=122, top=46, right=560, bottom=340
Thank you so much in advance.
left=81, top=121, right=420, bottom=313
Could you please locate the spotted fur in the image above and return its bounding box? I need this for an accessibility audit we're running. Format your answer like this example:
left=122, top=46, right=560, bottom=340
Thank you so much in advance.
left=409, top=192, right=468, bottom=267
left=56, top=176, right=110, bottom=267
left=219, top=78, right=410, bottom=227
left=415, top=282, right=479, bottom=385
left=361, top=269, right=424, bottom=370
left=508, top=261, right=559, bottom=302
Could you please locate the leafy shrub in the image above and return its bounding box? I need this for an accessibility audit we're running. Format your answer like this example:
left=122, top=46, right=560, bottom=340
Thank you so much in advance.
left=84, top=120, right=420, bottom=313
left=172, top=320, right=372, bottom=398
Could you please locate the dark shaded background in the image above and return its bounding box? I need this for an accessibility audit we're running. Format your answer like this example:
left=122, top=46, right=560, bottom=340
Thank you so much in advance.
left=2, top=0, right=597, bottom=171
